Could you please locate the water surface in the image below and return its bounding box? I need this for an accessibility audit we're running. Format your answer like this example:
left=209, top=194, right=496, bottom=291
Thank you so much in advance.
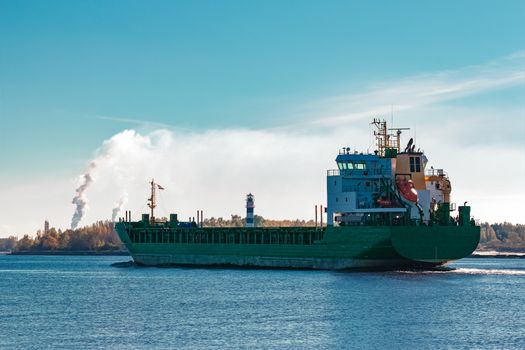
left=1, top=256, right=523, bottom=349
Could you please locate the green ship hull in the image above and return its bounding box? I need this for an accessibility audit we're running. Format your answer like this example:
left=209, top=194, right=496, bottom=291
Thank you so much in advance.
left=115, top=223, right=480, bottom=270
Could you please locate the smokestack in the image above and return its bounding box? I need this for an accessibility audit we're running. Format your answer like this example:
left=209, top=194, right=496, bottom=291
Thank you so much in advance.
left=71, top=162, right=96, bottom=230
left=320, top=205, right=323, bottom=227
left=200, top=210, right=203, bottom=227
left=245, top=193, right=255, bottom=228
left=197, top=210, right=200, bottom=227
left=112, top=194, right=128, bottom=222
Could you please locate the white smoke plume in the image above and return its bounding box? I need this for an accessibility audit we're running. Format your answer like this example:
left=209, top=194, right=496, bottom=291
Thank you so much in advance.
left=63, top=128, right=343, bottom=227
left=111, top=194, right=128, bottom=222
left=71, top=162, right=96, bottom=229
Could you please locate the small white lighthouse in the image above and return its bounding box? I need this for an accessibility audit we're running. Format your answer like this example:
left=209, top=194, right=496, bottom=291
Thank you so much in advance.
left=245, top=193, right=255, bottom=228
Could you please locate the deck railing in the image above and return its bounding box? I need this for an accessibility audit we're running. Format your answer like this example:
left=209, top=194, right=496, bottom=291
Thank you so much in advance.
left=425, top=168, right=448, bottom=177
left=127, top=227, right=326, bottom=246
left=327, top=169, right=390, bottom=177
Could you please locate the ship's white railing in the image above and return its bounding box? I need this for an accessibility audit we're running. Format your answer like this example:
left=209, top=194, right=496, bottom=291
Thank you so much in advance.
left=425, top=168, right=448, bottom=177
left=327, top=169, right=390, bottom=177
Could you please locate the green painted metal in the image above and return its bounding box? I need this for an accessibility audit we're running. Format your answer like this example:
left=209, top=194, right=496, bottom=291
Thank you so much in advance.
left=390, top=225, right=480, bottom=263
left=115, top=222, right=480, bottom=269
left=458, top=206, right=471, bottom=226
left=434, top=202, right=451, bottom=225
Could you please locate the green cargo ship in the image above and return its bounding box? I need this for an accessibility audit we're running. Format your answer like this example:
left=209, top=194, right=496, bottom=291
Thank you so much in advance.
left=115, top=119, right=480, bottom=269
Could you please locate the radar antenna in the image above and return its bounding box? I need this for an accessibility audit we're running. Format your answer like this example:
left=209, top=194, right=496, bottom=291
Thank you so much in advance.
left=388, top=127, right=410, bottom=152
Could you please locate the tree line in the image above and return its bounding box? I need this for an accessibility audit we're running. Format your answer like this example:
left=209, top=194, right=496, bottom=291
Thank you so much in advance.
left=479, top=222, right=525, bottom=251
left=201, top=215, right=316, bottom=228
left=0, top=215, right=315, bottom=253
left=0, top=218, right=523, bottom=253
left=1, top=221, right=122, bottom=253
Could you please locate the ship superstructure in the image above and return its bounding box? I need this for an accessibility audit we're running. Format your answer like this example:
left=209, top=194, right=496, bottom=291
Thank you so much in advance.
left=115, top=119, right=479, bottom=269
left=327, top=119, right=457, bottom=228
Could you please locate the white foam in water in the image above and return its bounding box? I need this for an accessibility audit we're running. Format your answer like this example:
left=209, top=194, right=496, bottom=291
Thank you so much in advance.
left=396, top=268, right=525, bottom=276
left=450, top=268, right=525, bottom=276
left=473, top=250, right=525, bottom=257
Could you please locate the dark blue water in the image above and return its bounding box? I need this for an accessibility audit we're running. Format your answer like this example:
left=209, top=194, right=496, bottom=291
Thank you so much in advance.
left=0, top=256, right=524, bottom=349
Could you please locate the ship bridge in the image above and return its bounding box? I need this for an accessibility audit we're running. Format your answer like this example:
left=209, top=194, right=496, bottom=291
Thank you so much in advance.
left=326, top=148, right=399, bottom=226
left=333, top=153, right=389, bottom=176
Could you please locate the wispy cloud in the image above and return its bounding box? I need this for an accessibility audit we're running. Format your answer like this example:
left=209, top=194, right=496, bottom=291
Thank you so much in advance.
left=304, top=51, right=525, bottom=127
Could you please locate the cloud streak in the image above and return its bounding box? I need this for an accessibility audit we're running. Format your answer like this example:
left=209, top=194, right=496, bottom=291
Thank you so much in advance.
left=303, top=51, right=525, bottom=128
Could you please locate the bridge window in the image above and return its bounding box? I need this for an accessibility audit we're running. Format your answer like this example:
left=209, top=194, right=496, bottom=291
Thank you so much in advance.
left=338, top=162, right=352, bottom=170
left=338, top=162, right=369, bottom=170
left=410, top=157, right=421, bottom=172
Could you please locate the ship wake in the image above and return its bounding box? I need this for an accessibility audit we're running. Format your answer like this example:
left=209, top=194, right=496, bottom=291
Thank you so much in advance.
left=395, top=267, right=525, bottom=276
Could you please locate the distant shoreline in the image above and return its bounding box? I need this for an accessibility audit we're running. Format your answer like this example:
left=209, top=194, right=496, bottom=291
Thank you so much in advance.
left=9, top=250, right=129, bottom=256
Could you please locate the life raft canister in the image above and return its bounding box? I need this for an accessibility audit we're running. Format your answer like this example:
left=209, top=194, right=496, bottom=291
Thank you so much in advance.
left=396, top=178, right=418, bottom=202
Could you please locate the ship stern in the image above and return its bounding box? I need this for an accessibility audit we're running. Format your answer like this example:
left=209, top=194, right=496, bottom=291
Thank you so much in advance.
left=390, top=225, right=480, bottom=265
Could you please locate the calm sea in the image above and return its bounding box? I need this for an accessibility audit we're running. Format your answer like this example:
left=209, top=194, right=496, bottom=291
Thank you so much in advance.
left=0, top=255, right=523, bottom=350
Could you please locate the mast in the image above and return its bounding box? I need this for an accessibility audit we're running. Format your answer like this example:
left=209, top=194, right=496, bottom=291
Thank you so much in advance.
left=371, top=118, right=389, bottom=156
left=147, top=179, right=156, bottom=224
left=371, top=118, right=409, bottom=156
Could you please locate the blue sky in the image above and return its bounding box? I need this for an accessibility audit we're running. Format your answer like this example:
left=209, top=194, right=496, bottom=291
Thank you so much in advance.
left=0, top=1, right=524, bottom=235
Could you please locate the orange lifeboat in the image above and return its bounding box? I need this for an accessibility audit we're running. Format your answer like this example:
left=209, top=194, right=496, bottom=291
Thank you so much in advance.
left=396, top=178, right=418, bottom=202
